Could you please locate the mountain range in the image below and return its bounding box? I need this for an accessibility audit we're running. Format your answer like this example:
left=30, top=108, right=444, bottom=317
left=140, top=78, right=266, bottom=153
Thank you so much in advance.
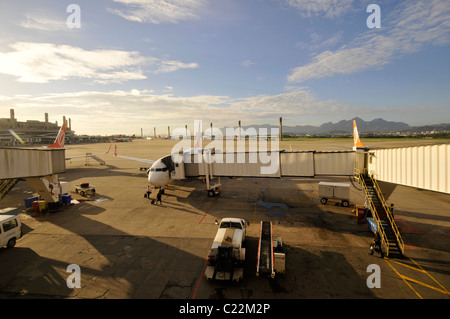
left=237, top=118, right=449, bottom=135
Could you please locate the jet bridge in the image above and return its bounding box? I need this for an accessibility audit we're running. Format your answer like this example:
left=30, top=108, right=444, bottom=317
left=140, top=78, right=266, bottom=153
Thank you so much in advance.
left=368, top=144, right=449, bottom=194
left=182, top=150, right=357, bottom=178
left=0, top=147, right=65, bottom=179
left=0, top=147, right=66, bottom=202
left=180, top=145, right=449, bottom=195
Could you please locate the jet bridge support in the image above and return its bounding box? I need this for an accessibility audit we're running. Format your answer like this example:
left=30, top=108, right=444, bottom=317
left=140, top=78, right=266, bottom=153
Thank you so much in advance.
left=202, top=150, right=221, bottom=197
left=25, top=174, right=62, bottom=203
left=0, top=147, right=66, bottom=203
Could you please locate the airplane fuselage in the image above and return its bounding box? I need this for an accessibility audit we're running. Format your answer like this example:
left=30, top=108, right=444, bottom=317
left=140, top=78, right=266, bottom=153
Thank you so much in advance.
left=147, top=157, right=170, bottom=188
left=116, top=138, right=133, bottom=142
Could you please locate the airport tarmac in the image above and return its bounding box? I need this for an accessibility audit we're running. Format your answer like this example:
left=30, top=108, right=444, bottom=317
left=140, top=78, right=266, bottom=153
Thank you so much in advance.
left=0, top=139, right=449, bottom=300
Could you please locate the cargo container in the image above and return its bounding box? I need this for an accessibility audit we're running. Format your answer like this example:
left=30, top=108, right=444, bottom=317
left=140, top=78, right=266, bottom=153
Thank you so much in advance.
left=318, top=181, right=350, bottom=207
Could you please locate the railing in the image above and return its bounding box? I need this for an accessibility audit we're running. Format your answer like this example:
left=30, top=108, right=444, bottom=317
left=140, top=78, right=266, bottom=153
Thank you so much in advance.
left=0, top=179, right=18, bottom=201
left=353, top=167, right=366, bottom=183
left=370, top=175, right=404, bottom=256
left=359, top=174, right=391, bottom=256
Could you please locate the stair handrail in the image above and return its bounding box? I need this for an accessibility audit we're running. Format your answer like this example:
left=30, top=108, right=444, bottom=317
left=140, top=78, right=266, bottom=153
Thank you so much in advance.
left=370, top=175, right=405, bottom=256
left=359, top=173, right=390, bottom=256
left=353, top=167, right=367, bottom=183
left=0, top=180, right=9, bottom=193
left=0, top=179, right=18, bottom=201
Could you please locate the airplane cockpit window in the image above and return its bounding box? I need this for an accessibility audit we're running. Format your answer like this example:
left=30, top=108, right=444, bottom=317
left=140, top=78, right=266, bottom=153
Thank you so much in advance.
left=151, top=167, right=168, bottom=172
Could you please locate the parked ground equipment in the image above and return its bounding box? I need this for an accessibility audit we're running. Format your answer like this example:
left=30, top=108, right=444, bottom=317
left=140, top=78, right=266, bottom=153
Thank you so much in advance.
left=205, top=217, right=248, bottom=281
left=318, top=181, right=350, bottom=207
left=74, top=182, right=96, bottom=196
left=256, top=221, right=285, bottom=278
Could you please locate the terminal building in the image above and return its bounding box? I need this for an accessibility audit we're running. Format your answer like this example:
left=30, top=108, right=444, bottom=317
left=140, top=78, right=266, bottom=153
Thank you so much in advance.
left=0, top=109, right=107, bottom=146
left=0, top=109, right=75, bottom=146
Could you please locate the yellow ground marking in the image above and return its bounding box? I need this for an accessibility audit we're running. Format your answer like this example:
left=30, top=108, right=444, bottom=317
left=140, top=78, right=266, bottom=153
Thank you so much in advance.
left=384, top=257, right=450, bottom=298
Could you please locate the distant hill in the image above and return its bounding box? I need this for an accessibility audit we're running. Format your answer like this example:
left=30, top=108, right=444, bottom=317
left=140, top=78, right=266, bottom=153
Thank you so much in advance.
left=315, top=117, right=411, bottom=134
left=405, top=123, right=450, bottom=133
left=234, top=118, right=449, bottom=135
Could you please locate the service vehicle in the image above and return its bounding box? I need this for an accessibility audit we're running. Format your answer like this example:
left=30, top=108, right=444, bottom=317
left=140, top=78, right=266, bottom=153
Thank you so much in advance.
left=74, top=182, right=96, bottom=196
left=205, top=217, right=248, bottom=281
left=0, top=214, right=22, bottom=248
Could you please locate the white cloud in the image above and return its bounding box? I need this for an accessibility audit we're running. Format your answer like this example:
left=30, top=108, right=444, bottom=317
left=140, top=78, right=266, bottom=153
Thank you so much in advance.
left=0, top=42, right=147, bottom=83
left=155, top=60, right=199, bottom=74
left=241, top=59, right=256, bottom=67
left=18, top=13, right=67, bottom=31
left=0, top=42, right=198, bottom=83
left=296, top=31, right=343, bottom=52
left=2, top=87, right=446, bottom=135
left=288, top=0, right=450, bottom=83
left=109, top=0, right=207, bottom=24
left=285, top=0, right=355, bottom=18
left=0, top=88, right=354, bottom=134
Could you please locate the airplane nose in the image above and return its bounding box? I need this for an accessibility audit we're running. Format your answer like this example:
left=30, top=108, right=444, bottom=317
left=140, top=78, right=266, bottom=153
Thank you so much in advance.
left=149, top=172, right=162, bottom=187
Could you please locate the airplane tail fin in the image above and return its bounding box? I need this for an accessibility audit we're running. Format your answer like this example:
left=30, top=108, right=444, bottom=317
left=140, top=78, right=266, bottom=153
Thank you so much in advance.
left=48, top=123, right=66, bottom=148
left=353, top=120, right=365, bottom=150
left=114, top=145, right=118, bottom=156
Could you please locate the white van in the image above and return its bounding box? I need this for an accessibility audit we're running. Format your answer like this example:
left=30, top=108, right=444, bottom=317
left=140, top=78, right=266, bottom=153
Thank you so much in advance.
left=0, top=215, right=22, bottom=248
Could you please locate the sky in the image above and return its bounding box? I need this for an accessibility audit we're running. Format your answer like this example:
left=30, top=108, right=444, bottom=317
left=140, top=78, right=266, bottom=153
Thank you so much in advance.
left=0, top=0, right=449, bottom=135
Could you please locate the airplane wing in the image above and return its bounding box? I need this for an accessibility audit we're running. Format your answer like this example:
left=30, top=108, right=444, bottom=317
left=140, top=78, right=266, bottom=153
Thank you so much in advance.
left=66, top=154, right=93, bottom=160
left=65, top=144, right=112, bottom=160
left=113, top=145, right=155, bottom=164
left=65, top=154, right=104, bottom=160
left=114, top=155, right=155, bottom=164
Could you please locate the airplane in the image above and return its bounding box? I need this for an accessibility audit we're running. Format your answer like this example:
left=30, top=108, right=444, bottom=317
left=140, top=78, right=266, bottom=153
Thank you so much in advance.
left=353, top=120, right=366, bottom=151
left=6, top=124, right=67, bottom=148
left=114, top=144, right=196, bottom=203
left=352, top=120, right=383, bottom=150
left=47, top=123, right=111, bottom=162
left=48, top=123, right=67, bottom=148
left=115, top=134, right=135, bottom=142
left=113, top=122, right=220, bottom=201
left=326, top=120, right=368, bottom=151
left=7, top=122, right=111, bottom=162
left=114, top=120, right=368, bottom=201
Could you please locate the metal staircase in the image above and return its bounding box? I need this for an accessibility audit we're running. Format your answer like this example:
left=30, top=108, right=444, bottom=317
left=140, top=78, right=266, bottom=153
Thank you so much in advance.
left=0, top=179, right=19, bottom=201
left=355, top=169, right=404, bottom=257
